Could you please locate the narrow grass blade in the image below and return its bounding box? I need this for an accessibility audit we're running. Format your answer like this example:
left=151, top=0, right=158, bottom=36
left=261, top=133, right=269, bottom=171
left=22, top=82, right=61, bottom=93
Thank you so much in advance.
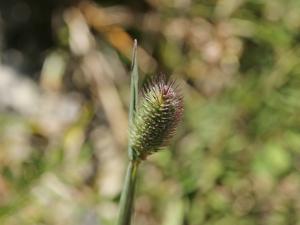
left=128, top=39, right=139, bottom=160
left=116, top=39, right=140, bottom=225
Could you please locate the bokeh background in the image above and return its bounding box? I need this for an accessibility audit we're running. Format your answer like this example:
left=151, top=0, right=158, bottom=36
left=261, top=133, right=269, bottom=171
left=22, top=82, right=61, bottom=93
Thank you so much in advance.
left=0, top=0, right=300, bottom=224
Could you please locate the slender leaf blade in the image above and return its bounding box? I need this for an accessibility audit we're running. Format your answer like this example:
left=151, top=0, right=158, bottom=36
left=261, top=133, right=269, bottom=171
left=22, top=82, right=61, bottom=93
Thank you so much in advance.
left=128, top=39, right=139, bottom=160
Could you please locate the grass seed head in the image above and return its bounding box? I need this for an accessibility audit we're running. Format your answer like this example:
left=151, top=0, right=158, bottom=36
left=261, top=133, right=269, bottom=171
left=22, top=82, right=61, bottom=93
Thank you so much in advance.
left=130, top=74, right=183, bottom=160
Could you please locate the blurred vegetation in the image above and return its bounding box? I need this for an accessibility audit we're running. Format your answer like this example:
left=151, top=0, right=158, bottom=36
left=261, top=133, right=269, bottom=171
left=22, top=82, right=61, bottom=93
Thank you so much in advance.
left=0, top=0, right=300, bottom=225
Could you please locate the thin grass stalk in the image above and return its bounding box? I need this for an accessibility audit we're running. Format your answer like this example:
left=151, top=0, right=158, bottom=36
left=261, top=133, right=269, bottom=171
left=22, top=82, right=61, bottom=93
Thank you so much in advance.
left=117, top=159, right=140, bottom=225
left=116, top=39, right=139, bottom=225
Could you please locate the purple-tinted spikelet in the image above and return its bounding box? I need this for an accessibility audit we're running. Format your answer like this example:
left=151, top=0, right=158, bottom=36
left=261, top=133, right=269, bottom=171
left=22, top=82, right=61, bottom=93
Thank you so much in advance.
left=130, top=75, right=183, bottom=160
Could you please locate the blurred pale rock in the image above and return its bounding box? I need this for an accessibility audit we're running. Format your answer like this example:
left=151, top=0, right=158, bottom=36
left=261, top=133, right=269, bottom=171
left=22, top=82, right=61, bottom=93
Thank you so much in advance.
left=0, top=66, right=40, bottom=115
left=0, top=65, right=81, bottom=136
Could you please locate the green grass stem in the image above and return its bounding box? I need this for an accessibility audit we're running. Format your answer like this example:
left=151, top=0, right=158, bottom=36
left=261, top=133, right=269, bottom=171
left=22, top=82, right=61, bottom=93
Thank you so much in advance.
left=117, top=39, right=139, bottom=225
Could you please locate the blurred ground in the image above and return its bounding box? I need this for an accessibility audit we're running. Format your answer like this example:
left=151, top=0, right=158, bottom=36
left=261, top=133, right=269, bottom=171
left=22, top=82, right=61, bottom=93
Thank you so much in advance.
left=0, top=0, right=300, bottom=225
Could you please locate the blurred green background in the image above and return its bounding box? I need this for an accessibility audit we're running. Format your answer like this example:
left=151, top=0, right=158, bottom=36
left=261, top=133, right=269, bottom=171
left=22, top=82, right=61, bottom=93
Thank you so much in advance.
left=0, top=0, right=300, bottom=224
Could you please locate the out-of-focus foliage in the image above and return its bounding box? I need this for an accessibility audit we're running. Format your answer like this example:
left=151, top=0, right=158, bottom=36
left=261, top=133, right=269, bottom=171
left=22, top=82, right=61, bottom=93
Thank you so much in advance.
left=0, top=0, right=300, bottom=225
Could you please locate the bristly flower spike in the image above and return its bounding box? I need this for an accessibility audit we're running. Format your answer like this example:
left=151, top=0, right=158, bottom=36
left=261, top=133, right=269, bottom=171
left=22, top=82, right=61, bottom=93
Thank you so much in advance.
left=130, top=74, right=183, bottom=160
